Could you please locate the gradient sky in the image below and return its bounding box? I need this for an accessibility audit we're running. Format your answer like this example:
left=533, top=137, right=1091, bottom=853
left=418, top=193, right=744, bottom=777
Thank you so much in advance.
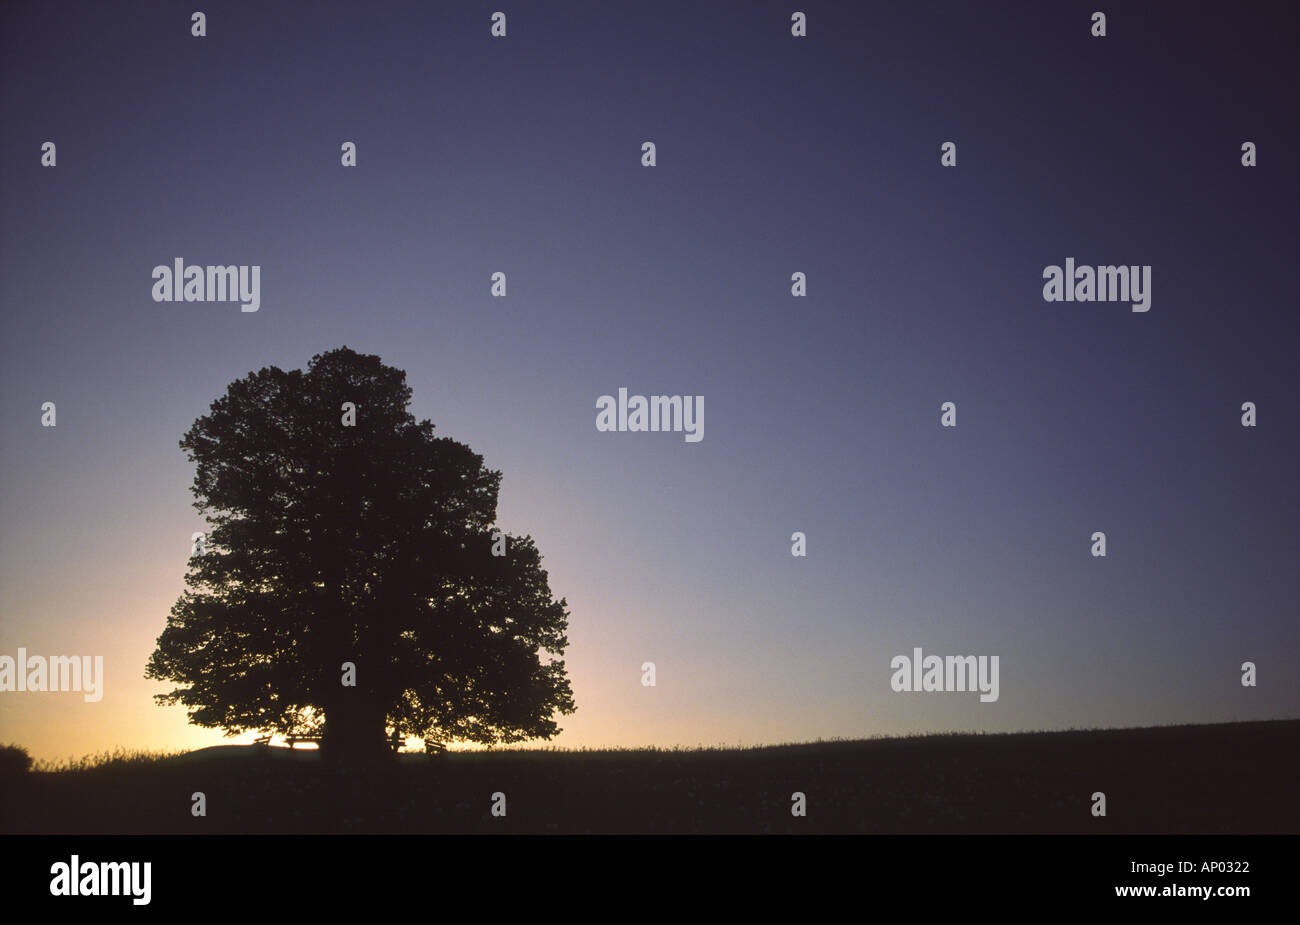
left=2, top=1, right=1297, bottom=764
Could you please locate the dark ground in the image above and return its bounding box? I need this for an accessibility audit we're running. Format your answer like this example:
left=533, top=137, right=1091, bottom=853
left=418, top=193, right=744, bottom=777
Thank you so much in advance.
left=2, top=719, right=1295, bottom=834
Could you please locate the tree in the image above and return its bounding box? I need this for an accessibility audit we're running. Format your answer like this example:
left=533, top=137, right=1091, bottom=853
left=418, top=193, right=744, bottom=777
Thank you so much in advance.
left=145, top=347, right=575, bottom=761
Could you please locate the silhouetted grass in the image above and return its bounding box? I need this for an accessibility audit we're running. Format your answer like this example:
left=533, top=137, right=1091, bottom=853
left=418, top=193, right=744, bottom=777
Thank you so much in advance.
left=31, top=747, right=181, bottom=774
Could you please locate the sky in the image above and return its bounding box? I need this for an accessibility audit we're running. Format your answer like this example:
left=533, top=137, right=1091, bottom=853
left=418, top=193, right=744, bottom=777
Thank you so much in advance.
left=1, top=1, right=1297, bottom=764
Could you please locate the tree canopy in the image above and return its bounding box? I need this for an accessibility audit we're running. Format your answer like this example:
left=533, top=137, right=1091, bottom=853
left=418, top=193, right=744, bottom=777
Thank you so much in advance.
left=145, top=347, right=575, bottom=758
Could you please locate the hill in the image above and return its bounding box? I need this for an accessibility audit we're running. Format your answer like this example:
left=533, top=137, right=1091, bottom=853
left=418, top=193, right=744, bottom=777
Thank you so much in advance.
left=2, top=719, right=1295, bottom=834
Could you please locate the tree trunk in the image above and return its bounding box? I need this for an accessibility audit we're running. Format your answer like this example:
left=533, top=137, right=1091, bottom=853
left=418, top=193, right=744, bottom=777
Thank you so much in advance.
left=322, top=689, right=390, bottom=764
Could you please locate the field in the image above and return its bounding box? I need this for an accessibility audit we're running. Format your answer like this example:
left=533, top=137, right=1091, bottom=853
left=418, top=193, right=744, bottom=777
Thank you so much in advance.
left=2, top=720, right=1295, bottom=835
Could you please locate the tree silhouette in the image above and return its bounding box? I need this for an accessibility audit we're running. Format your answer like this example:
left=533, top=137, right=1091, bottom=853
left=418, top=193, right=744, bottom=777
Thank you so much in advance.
left=145, top=347, right=575, bottom=760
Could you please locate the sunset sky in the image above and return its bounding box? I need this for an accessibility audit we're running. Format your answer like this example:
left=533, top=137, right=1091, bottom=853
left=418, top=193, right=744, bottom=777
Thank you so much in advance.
left=2, top=1, right=1297, bottom=764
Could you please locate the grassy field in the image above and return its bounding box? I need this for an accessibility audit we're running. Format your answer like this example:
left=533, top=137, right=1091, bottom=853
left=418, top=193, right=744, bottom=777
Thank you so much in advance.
left=2, top=719, right=1295, bottom=834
